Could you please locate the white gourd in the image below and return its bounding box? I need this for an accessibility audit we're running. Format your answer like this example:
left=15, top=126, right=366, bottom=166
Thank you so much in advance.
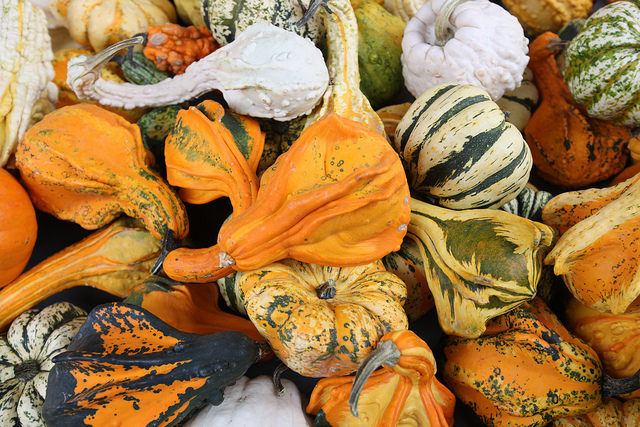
left=0, top=0, right=58, bottom=167
left=66, top=21, right=330, bottom=121
left=183, top=375, right=313, bottom=427
left=401, top=0, right=529, bottom=101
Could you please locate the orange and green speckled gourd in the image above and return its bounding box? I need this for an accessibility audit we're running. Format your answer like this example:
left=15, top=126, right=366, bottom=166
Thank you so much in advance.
left=306, top=329, right=456, bottom=426
left=441, top=297, right=604, bottom=427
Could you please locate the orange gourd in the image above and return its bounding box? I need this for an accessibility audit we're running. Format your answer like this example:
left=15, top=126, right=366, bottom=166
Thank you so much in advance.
left=524, top=31, right=631, bottom=189
left=15, top=103, right=188, bottom=242
left=0, top=218, right=160, bottom=332
left=542, top=173, right=640, bottom=314
left=553, top=397, right=640, bottom=426
left=307, top=329, right=456, bottom=426
left=0, top=168, right=38, bottom=287
left=162, top=113, right=410, bottom=282
left=143, top=24, right=220, bottom=75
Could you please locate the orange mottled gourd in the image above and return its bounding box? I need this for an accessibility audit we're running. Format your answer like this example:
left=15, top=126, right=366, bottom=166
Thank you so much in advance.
left=0, top=168, right=38, bottom=287
left=235, top=258, right=409, bottom=377
left=524, top=31, right=631, bottom=189
left=307, top=329, right=456, bottom=426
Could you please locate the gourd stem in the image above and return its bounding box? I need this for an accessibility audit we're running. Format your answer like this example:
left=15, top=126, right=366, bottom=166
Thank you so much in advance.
left=348, top=339, right=401, bottom=417
left=316, top=280, right=337, bottom=299
left=296, top=0, right=331, bottom=28
left=434, top=0, right=470, bottom=47
left=151, top=230, right=182, bottom=275
left=14, top=360, right=40, bottom=382
left=272, top=363, right=289, bottom=396
left=602, top=370, right=640, bottom=398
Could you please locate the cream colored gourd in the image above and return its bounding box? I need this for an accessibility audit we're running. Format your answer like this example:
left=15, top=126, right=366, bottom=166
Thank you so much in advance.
left=48, top=0, right=178, bottom=52
left=384, top=0, right=430, bottom=21
left=183, top=376, right=312, bottom=426
left=66, top=21, right=329, bottom=121
left=401, top=0, right=529, bottom=101
left=1, top=0, right=58, bottom=167
left=496, top=67, right=540, bottom=131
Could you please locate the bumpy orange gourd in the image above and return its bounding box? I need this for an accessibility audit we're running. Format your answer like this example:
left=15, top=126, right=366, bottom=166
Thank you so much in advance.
left=163, top=113, right=410, bottom=282
left=553, top=397, right=640, bottom=426
left=524, top=31, right=631, bottom=189
left=143, top=24, right=219, bottom=75
left=15, top=103, right=188, bottom=242
left=0, top=169, right=38, bottom=287
left=307, top=329, right=456, bottom=426
left=542, top=173, right=640, bottom=314
left=235, top=258, right=408, bottom=377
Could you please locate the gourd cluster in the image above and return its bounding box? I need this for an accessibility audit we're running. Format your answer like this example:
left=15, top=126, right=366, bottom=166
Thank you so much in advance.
left=1, top=0, right=640, bottom=426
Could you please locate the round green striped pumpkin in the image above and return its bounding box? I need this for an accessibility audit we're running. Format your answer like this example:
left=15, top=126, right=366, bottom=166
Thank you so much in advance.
left=200, top=0, right=325, bottom=47
left=393, top=83, right=533, bottom=210
left=563, top=0, right=640, bottom=126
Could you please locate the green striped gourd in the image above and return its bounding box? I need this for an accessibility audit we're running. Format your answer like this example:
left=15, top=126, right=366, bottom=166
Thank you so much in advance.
left=200, top=0, right=325, bottom=47
left=407, top=197, right=555, bottom=338
left=0, top=302, right=87, bottom=427
left=563, top=0, right=640, bottom=126
left=499, top=185, right=553, bottom=222
left=394, top=83, right=533, bottom=210
left=496, top=67, right=539, bottom=132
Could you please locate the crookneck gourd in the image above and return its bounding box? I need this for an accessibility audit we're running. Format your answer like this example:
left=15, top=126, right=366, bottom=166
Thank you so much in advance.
left=394, top=83, right=533, bottom=210
left=0, top=168, right=38, bottom=287
left=164, top=100, right=264, bottom=213
left=0, top=302, right=87, bottom=427
left=14, top=103, right=188, bottom=242
left=162, top=112, right=410, bottom=283
left=524, top=31, right=631, bottom=189
left=231, top=258, right=409, bottom=377
left=0, top=218, right=161, bottom=332
left=441, top=297, right=640, bottom=427
left=563, top=0, right=640, bottom=127
left=41, top=302, right=269, bottom=427
left=407, top=197, right=555, bottom=338
left=66, top=22, right=329, bottom=121
left=542, top=172, right=640, bottom=314
left=307, top=329, right=456, bottom=427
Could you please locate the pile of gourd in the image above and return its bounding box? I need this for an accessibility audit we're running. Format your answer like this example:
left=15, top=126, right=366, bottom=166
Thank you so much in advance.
left=2, top=0, right=640, bottom=425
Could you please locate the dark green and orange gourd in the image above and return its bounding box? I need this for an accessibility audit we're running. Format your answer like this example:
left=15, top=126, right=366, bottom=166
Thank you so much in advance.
left=441, top=297, right=640, bottom=427
left=41, top=302, right=268, bottom=427
left=14, top=103, right=189, bottom=242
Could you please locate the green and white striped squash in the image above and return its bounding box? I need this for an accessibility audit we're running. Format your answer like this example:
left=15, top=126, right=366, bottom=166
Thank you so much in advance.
left=499, top=185, right=553, bottom=222
left=394, top=83, right=533, bottom=210
left=563, top=0, right=640, bottom=126
left=496, top=67, right=539, bottom=132
left=200, top=0, right=326, bottom=47
left=0, top=302, right=87, bottom=427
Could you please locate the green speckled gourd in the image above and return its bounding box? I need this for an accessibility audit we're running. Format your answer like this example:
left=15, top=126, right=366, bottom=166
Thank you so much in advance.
left=442, top=297, right=640, bottom=427
left=355, top=1, right=406, bottom=110
left=200, top=0, right=326, bottom=47
left=0, top=302, right=87, bottom=427
left=394, top=83, right=533, bottom=210
left=563, top=0, right=640, bottom=126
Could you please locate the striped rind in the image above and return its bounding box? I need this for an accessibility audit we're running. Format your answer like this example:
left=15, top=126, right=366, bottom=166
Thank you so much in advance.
left=564, top=1, right=640, bottom=126
left=394, top=83, right=533, bottom=209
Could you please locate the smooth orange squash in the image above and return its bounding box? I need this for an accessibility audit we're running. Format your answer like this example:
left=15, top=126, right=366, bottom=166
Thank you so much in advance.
left=164, top=100, right=263, bottom=212
left=542, top=173, right=640, bottom=314
left=0, top=218, right=160, bottom=332
left=15, top=103, right=189, bottom=242
left=124, top=276, right=266, bottom=345
left=0, top=168, right=38, bottom=287
left=307, top=329, right=456, bottom=426
left=524, top=32, right=631, bottom=189
left=163, top=113, right=410, bottom=282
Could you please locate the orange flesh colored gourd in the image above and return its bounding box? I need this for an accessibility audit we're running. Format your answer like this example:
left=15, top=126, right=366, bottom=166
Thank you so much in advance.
left=307, top=329, right=456, bottom=426
left=15, top=103, right=189, bottom=241
left=164, top=100, right=263, bottom=212
left=543, top=173, right=640, bottom=314
left=162, top=113, right=411, bottom=282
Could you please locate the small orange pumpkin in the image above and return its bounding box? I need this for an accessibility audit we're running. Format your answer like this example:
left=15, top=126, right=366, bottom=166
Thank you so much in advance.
left=0, top=168, right=38, bottom=287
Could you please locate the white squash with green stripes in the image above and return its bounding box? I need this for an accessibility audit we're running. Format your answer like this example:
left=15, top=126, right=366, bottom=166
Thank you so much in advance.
left=394, top=83, right=533, bottom=210
left=0, top=302, right=86, bottom=427
left=496, top=67, right=539, bottom=132
left=563, top=0, right=640, bottom=126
